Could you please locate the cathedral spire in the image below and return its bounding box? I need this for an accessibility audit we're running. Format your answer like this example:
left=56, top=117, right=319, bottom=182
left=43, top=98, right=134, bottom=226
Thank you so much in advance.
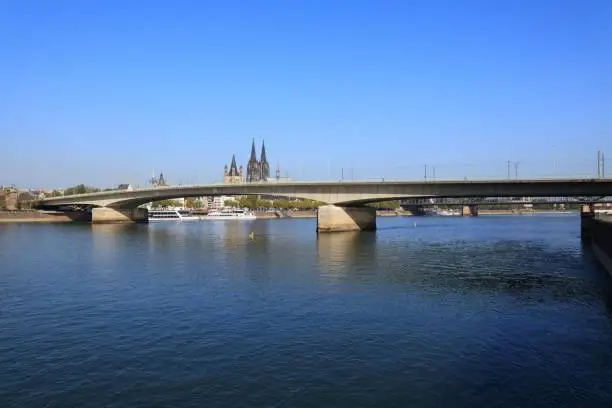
left=247, top=138, right=260, bottom=182
left=259, top=139, right=270, bottom=180
left=260, top=140, right=268, bottom=164
left=249, top=138, right=257, bottom=162
left=229, top=153, right=239, bottom=176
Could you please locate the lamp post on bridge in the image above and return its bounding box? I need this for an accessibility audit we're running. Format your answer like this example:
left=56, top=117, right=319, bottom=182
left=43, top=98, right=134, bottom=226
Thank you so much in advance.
left=514, top=162, right=520, bottom=179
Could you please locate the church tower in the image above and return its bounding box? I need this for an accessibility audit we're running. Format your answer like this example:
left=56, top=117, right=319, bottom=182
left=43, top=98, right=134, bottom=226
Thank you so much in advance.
left=246, top=138, right=260, bottom=182
left=223, top=154, right=243, bottom=184
left=260, top=140, right=270, bottom=181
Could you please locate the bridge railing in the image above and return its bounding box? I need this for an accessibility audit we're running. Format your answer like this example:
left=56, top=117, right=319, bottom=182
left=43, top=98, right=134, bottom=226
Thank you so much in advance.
left=130, top=156, right=609, bottom=187
left=25, top=155, right=611, bottom=193
left=400, top=196, right=612, bottom=205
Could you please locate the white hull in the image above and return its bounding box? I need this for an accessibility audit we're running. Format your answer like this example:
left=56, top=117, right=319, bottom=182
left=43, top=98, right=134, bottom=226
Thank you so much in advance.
left=202, top=215, right=256, bottom=220
left=204, top=208, right=256, bottom=220
left=148, top=208, right=202, bottom=222
left=149, top=216, right=201, bottom=222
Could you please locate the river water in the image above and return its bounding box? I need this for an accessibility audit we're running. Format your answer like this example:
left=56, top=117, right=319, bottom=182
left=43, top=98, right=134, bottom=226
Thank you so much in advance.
left=1, top=215, right=611, bottom=407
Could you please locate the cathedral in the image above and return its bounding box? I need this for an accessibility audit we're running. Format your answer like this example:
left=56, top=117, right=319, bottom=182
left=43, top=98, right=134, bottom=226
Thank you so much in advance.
left=223, top=154, right=243, bottom=185
left=246, top=139, right=270, bottom=182
left=223, top=139, right=286, bottom=185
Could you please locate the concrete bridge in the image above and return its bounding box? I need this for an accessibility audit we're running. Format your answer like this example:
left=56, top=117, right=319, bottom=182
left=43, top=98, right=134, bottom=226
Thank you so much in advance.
left=36, top=178, right=612, bottom=232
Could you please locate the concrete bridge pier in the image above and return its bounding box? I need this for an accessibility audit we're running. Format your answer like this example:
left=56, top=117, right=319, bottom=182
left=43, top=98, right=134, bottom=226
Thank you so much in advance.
left=580, top=203, right=595, bottom=241
left=91, top=207, right=149, bottom=224
left=462, top=204, right=479, bottom=217
left=317, top=205, right=376, bottom=232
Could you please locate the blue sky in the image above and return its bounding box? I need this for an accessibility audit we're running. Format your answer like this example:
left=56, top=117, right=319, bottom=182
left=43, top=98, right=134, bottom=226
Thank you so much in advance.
left=1, top=0, right=610, bottom=188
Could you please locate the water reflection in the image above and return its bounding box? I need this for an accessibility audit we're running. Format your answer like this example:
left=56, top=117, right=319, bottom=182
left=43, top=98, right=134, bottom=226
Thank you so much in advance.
left=3, top=217, right=612, bottom=407
left=316, top=231, right=377, bottom=280
left=315, top=226, right=608, bottom=304
left=91, top=224, right=142, bottom=261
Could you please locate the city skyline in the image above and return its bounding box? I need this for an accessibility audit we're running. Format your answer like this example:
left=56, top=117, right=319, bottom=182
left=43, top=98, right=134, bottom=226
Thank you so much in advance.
left=1, top=0, right=611, bottom=188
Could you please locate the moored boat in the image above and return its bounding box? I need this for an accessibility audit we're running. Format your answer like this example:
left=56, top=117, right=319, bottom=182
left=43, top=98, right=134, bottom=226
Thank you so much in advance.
left=148, top=208, right=201, bottom=221
left=204, top=208, right=256, bottom=220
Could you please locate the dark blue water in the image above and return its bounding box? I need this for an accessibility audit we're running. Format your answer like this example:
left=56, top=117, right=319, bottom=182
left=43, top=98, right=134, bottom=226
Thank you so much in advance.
left=1, top=215, right=612, bottom=407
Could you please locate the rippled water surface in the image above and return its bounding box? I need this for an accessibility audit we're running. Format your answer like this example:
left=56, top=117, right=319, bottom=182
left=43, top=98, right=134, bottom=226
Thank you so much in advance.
left=1, top=215, right=612, bottom=407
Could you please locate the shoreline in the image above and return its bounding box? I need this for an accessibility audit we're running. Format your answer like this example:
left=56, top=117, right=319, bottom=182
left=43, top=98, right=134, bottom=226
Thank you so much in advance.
left=0, top=211, right=79, bottom=223
left=0, top=209, right=580, bottom=224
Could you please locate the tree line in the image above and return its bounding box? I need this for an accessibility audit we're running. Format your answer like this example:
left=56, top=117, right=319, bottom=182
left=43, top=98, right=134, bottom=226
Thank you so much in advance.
left=225, top=197, right=401, bottom=210
left=224, top=197, right=323, bottom=210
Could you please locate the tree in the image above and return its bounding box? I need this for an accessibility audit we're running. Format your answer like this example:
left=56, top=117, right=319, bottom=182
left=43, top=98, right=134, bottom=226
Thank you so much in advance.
left=151, top=199, right=183, bottom=208
left=17, top=192, right=35, bottom=210
left=64, top=184, right=101, bottom=196
left=367, top=200, right=400, bottom=210
left=184, top=198, right=203, bottom=208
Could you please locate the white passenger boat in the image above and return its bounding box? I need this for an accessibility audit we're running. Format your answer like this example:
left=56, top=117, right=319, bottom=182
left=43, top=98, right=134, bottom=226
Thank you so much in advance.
left=204, top=208, right=256, bottom=220
left=438, top=209, right=461, bottom=216
left=148, top=208, right=201, bottom=221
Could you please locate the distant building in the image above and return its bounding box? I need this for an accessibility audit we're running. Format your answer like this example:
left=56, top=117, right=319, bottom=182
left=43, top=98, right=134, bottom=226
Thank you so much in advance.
left=117, top=184, right=133, bottom=191
left=224, top=140, right=289, bottom=184
left=27, top=189, right=46, bottom=199
left=150, top=173, right=167, bottom=187
left=207, top=195, right=233, bottom=210
left=0, top=187, right=18, bottom=211
left=223, top=154, right=244, bottom=184
left=246, top=139, right=270, bottom=182
left=266, top=161, right=292, bottom=183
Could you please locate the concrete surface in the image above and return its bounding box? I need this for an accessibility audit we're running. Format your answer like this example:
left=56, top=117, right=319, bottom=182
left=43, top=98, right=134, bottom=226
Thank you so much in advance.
left=317, top=205, right=376, bottom=232
left=91, top=207, right=148, bottom=224
left=36, top=179, right=612, bottom=209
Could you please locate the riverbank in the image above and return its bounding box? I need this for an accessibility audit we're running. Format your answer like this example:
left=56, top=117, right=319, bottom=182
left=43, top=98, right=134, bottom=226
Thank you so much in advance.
left=0, top=211, right=88, bottom=223
left=0, top=209, right=580, bottom=223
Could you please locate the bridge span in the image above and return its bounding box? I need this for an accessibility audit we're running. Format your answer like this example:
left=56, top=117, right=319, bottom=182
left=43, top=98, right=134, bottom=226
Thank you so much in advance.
left=35, top=178, right=612, bottom=232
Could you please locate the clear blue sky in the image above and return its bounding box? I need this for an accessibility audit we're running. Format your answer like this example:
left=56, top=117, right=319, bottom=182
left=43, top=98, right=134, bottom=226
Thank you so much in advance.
left=1, top=0, right=610, bottom=189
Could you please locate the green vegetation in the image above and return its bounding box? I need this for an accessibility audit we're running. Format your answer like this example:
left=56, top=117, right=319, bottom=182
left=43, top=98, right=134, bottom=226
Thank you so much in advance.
left=151, top=199, right=184, bottom=208
left=64, top=184, right=101, bottom=195
left=367, top=200, right=401, bottom=210
left=184, top=198, right=204, bottom=208
left=224, top=197, right=402, bottom=210
left=225, top=197, right=323, bottom=210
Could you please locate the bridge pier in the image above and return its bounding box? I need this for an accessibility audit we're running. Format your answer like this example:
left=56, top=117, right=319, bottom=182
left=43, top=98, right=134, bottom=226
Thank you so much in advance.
left=91, top=207, right=148, bottom=224
left=317, top=205, right=376, bottom=232
left=580, top=203, right=595, bottom=241
left=461, top=204, right=479, bottom=217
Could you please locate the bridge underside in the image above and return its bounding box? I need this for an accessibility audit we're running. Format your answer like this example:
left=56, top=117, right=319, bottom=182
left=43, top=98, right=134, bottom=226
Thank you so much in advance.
left=32, top=180, right=612, bottom=230
left=34, top=179, right=612, bottom=210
